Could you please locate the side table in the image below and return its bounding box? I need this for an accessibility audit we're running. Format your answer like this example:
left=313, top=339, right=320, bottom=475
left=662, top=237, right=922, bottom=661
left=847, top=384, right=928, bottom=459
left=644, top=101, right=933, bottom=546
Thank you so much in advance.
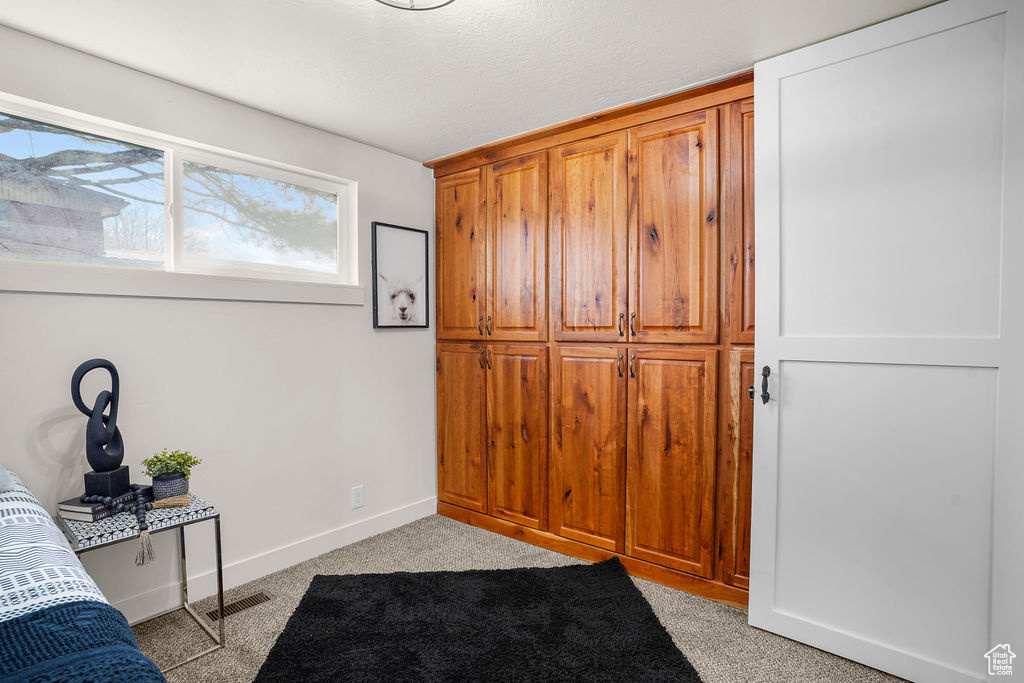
left=56, top=494, right=225, bottom=674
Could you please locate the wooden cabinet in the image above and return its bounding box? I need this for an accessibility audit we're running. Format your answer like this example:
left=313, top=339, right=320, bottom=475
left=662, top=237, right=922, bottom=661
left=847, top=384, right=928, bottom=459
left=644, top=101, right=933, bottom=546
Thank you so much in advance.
left=432, top=77, right=754, bottom=608
left=629, top=109, right=719, bottom=344
left=486, top=153, right=548, bottom=341
left=437, top=342, right=548, bottom=527
left=723, top=99, right=755, bottom=344
left=436, top=342, right=488, bottom=511
left=486, top=344, right=548, bottom=528
left=436, top=169, right=487, bottom=340
left=437, top=155, right=547, bottom=342
left=626, top=348, right=718, bottom=577
left=549, top=133, right=629, bottom=342
left=549, top=345, right=627, bottom=552
left=720, top=348, right=754, bottom=588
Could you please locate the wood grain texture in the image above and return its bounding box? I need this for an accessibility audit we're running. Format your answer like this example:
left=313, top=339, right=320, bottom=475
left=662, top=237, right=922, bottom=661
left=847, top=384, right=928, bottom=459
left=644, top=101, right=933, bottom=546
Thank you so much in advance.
left=626, top=347, right=718, bottom=577
left=549, top=345, right=626, bottom=552
left=486, top=344, right=549, bottom=529
left=722, top=99, right=755, bottom=344
left=486, top=153, right=548, bottom=341
left=549, top=132, right=629, bottom=342
left=425, top=72, right=753, bottom=178
left=436, top=169, right=487, bottom=340
left=719, top=348, right=754, bottom=589
left=438, top=501, right=749, bottom=609
left=629, top=109, right=719, bottom=343
left=436, top=342, right=488, bottom=512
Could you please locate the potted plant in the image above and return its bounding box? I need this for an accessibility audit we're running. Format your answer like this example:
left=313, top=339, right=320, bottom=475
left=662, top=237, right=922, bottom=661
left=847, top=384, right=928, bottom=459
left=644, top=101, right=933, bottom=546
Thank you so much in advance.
left=142, top=449, right=202, bottom=500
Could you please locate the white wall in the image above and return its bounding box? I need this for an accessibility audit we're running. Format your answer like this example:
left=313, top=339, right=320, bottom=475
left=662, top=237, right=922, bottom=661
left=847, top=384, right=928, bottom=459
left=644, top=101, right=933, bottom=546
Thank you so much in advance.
left=0, top=25, right=437, bottom=622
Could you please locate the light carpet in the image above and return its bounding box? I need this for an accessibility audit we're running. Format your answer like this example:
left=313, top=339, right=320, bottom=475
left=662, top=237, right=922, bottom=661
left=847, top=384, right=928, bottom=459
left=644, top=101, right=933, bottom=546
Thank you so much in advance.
left=132, top=514, right=901, bottom=682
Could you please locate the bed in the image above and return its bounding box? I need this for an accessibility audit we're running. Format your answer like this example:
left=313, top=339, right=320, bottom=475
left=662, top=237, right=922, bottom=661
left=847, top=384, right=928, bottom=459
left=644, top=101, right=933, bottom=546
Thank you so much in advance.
left=0, top=469, right=164, bottom=682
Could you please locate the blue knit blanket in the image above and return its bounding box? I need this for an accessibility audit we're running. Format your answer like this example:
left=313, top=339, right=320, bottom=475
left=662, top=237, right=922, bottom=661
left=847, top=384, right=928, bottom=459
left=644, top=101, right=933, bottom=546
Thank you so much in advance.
left=0, top=599, right=164, bottom=682
left=1, top=472, right=164, bottom=681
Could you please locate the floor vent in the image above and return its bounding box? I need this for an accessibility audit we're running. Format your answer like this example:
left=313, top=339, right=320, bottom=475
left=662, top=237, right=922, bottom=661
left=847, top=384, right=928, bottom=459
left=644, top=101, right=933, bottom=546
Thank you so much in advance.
left=206, top=591, right=272, bottom=622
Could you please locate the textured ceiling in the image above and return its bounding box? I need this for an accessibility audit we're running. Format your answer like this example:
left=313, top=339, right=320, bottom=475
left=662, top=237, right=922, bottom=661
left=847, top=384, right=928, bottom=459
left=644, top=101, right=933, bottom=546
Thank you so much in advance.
left=0, top=0, right=937, bottom=162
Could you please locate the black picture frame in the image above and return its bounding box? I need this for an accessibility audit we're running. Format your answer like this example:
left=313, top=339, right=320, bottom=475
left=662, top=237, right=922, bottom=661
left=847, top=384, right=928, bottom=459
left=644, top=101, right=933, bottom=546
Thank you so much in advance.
left=371, top=221, right=429, bottom=329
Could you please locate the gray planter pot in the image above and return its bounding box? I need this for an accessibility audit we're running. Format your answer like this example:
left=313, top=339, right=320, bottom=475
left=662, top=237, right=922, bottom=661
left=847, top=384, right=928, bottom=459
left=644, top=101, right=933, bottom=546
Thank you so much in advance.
left=152, top=474, right=189, bottom=500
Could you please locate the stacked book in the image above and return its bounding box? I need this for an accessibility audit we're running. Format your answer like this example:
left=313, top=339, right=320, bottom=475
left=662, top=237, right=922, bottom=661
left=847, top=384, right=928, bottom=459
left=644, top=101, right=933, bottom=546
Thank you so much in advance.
left=56, top=486, right=154, bottom=522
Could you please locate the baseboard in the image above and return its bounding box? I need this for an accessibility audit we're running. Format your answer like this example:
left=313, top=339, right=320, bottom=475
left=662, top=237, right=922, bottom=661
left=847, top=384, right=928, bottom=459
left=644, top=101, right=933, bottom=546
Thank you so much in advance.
left=438, top=501, right=749, bottom=609
left=114, top=496, right=437, bottom=624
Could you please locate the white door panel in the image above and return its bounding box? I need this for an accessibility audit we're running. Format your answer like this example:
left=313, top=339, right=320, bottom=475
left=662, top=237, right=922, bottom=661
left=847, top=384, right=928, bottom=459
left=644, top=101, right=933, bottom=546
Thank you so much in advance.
left=775, top=361, right=996, bottom=674
left=751, top=1, right=1024, bottom=681
left=778, top=14, right=1005, bottom=339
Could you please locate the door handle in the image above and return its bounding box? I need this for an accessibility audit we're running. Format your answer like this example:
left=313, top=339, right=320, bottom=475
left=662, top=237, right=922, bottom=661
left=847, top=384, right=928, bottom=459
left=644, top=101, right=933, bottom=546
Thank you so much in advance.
left=477, top=316, right=484, bottom=336
left=485, top=349, right=492, bottom=369
left=629, top=353, right=636, bottom=378
left=761, top=366, right=771, bottom=404
left=618, top=313, right=625, bottom=337
left=486, top=315, right=493, bottom=335
left=630, top=312, right=637, bottom=337
left=617, top=353, right=624, bottom=378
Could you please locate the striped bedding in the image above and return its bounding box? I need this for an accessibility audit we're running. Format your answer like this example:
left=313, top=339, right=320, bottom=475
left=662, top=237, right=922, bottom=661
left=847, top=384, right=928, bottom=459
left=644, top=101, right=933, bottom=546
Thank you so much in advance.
left=0, top=470, right=164, bottom=682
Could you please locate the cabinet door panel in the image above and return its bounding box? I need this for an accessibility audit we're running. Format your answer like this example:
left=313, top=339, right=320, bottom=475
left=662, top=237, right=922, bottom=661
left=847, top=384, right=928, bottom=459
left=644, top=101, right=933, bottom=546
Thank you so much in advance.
left=487, top=153, right=547, bottom=341
left=550, top=133, right=629, bottom=342
left=436, top=343, right=488, bottom=511
left=437, top=169, right=486, bottom=340
left=550, top=346, right=626, bottom=551
left=626, top=348, right=717, bottom=577
left=720, top=348, right=754, bottom=588
left=629, top=110, right=719, bottom=343
left=723, top=99, right=755, bottom=344
left=486, top=344, right=548, bottom=528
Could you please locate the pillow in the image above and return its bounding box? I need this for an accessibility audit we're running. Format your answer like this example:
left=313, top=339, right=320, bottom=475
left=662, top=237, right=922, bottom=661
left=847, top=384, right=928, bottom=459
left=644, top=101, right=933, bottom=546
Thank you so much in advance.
left=0, top=465, right=14, bottom=492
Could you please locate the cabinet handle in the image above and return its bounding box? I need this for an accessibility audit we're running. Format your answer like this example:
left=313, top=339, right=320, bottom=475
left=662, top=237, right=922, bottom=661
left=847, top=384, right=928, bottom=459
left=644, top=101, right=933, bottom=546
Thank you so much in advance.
left=618, top=313, right=625, bottom=337
left=630, top=312, right=637, bottom=337
left=479, top=349, right=485, bottom=369
left=485, top=349, right=492, bottom=369
left=629, top=353, right=636, bottom=378
left=617, top=353, right=624, bottom=378
left=486, top=315, right=493, bottom=335
left=477, top=316, right=484, bottom=336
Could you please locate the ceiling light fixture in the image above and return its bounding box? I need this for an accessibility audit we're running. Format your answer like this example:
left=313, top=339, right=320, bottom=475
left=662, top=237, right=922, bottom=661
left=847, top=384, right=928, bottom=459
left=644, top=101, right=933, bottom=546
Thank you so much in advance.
left=375, top=0, right=455, bottom=10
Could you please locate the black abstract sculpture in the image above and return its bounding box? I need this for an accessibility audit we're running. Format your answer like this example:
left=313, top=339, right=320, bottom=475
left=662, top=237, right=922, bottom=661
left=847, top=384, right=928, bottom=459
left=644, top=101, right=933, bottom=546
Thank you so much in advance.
left=71, top=359, right=129, bottom=497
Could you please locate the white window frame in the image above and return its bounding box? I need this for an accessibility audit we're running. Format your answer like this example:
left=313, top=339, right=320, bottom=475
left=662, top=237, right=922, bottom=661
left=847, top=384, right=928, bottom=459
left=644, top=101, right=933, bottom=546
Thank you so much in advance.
left=0, top=92, right=362, bottom=306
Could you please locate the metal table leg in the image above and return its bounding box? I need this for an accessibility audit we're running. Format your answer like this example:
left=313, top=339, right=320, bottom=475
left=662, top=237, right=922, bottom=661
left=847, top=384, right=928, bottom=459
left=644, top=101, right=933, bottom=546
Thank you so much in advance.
left=160, top=516, right=226, bottom=674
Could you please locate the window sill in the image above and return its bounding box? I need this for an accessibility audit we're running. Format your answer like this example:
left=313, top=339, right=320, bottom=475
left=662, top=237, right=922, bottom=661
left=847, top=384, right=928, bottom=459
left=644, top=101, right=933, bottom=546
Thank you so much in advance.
left=0, top=260, right=365, bottom=306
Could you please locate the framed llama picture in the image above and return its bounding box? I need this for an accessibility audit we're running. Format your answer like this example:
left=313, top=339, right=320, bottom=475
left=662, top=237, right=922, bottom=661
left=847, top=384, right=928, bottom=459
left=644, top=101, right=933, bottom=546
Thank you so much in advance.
left=372, top=222, right=429, bottom=328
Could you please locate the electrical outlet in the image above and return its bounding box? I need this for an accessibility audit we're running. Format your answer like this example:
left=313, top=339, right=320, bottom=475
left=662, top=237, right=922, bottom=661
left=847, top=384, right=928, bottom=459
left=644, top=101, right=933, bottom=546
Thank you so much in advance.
left=351, top=485, right=365, bottom=509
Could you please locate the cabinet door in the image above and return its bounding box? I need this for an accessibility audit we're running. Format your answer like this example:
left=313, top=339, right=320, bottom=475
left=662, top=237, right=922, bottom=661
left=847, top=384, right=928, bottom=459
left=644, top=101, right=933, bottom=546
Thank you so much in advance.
left=549, top=133, right=629, bottom=342
left=436, top=343, right=488, bottom=512
left=629, top=109, right=719, bottom=343
left=486, top=153, right=547, bottom=341
left=437, top=169, right=487, bottom=340
left=720, top=348, right=754, bottom=588
left=722, top=99, right=755, bottom=344
left=549, top=345, right=626, bottom=552
left=486, top=344, right=548, bottom=528
left=626, top=347, right=717, bottom=577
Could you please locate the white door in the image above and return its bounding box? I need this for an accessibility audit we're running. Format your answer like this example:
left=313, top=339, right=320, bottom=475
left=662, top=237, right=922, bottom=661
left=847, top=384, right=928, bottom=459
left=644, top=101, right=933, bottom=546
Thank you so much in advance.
left=750, top=1, right=1024, bottom=681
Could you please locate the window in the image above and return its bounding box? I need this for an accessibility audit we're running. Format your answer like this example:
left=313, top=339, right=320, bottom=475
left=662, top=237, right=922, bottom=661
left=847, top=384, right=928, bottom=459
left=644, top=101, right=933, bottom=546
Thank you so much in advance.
left=182, top=160, right=341, bottom=280
left=0, top=107, right=356, bottom=292
left=0, top=114, right=165, bottom=268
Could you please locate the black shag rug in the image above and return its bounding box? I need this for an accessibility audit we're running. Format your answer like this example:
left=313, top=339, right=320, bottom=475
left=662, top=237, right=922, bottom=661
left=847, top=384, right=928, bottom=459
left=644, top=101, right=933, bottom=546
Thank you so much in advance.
left=255, top=558, right=700, bottom=682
